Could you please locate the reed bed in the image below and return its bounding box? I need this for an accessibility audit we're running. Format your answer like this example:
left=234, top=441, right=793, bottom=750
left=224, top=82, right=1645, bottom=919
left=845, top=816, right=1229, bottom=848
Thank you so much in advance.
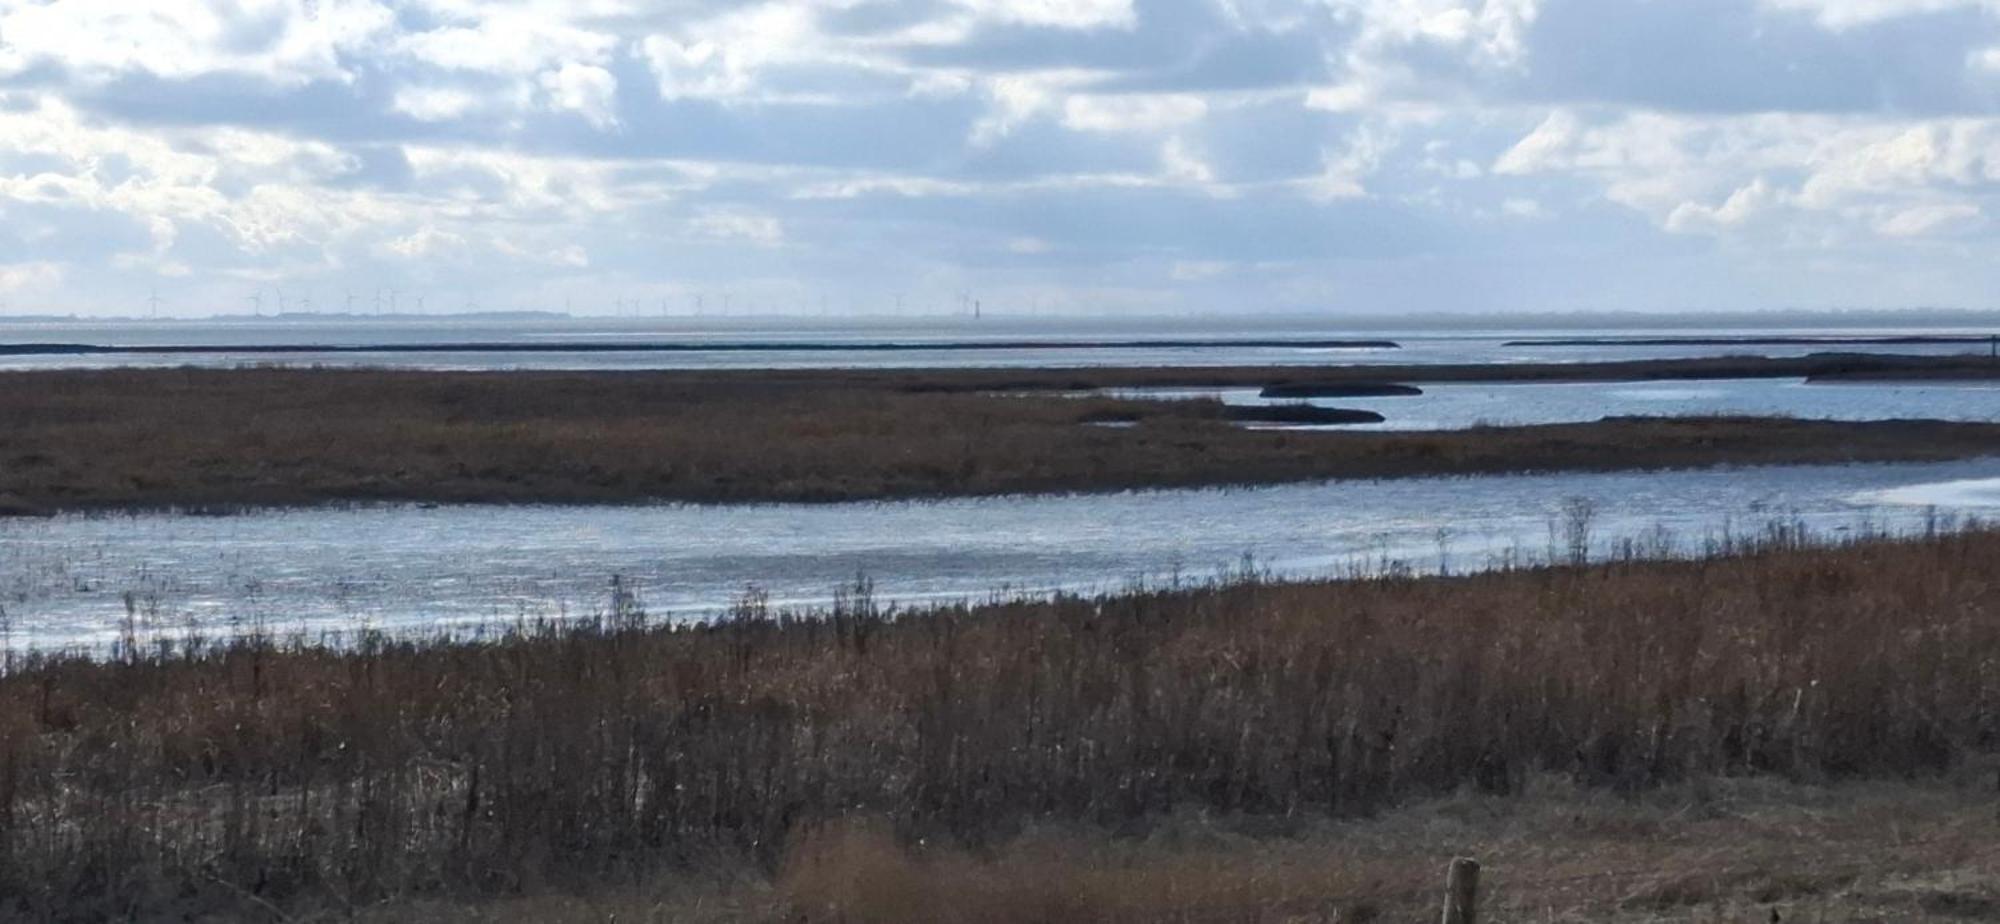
left=1, top=528, right=1998, bottom=918
left=4, top=366, right=2000, bottom=513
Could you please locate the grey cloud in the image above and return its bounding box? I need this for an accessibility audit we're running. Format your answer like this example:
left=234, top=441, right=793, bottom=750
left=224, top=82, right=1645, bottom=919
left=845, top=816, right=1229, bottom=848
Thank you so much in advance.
left=1515, top=0, right=2000, bottom=114
left=894, top=0, right=1230, bottom=74
left=817, top=0, right=945, bottom=37
left=1192, top=101, right=1351, bottom=184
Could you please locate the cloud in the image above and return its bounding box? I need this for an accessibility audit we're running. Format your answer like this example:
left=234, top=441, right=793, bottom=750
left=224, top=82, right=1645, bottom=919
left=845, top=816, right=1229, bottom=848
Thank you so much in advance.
left=1061, top=93, right=1205, bottom=132
left=687, top=207, right=784, bottom=246
left=539, top=63, right=618, bottom=128
left=391, top=85, right=483, bottom=121
left=954, top=0, right=1137, bottom=30
left=7, top=0, right=2000, bottom=316
left=1761, top=0, right=2000, bottom=29
left=1876, top=201, right=1984, bottom=236
left=0, top=260, right=62, bottom=293
left=0, top=0, right=394, bottom=85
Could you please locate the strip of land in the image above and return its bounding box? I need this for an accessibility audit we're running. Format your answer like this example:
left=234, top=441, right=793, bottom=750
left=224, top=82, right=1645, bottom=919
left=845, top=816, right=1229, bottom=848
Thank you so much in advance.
left=5, top=364, right=2000, bottom=513
left=875, top=350, right=2000, bottom=391
left=1507, top=334, right=2000, bottom=347
left=7, top=530, right=1998, bottom=919
left=0, top=336, right=1399, bottom=356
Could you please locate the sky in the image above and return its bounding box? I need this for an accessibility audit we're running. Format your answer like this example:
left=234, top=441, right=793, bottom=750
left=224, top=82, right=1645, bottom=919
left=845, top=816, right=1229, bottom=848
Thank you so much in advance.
left=3, top=0, right=2000, bottom=318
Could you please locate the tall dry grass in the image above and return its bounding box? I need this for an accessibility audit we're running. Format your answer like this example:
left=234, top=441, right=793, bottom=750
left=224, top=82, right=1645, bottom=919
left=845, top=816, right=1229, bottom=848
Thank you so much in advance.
left=1, top=530, right=1999, bottom=917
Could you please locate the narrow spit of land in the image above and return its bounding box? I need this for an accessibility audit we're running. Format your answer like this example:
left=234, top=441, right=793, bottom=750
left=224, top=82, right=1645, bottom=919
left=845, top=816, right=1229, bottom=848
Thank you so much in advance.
left=0, top=336, right=1400, bottom=356
left=4, top=358, right=2000, bottom=513
left=1506, top=334, right=2000, bottom=347
left=7, top=530, right=2000, bottom=920
left=875, top=349, right=2000, bottom=390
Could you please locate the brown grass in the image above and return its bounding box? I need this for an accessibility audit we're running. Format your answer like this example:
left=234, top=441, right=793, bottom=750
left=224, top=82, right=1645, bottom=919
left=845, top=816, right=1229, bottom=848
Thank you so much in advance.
left=355, top=779, right=2000, bottom=922
left=2, top=530, right=2000, bottom=918
left=3, top=366, right=2000, bottom=513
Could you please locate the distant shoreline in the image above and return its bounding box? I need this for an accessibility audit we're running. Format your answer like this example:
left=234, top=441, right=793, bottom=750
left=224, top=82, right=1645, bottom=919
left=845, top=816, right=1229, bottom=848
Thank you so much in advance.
left=0, top=338, right=1400, bottom=356
left=3, top=360, right=2000, bottom=515
left=1508, top=335, right=2000, bottom=347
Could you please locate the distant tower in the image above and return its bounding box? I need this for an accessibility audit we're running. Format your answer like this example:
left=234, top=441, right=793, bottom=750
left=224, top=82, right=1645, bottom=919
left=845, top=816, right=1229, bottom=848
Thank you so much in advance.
left=147, top=288, right=162, bottom=319
left=247, top=289, right=263, bottom=315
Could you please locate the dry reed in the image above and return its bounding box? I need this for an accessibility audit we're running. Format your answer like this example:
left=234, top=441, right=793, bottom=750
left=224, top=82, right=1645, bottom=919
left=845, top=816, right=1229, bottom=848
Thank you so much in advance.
left=0, top=529, right=1997, bottom=917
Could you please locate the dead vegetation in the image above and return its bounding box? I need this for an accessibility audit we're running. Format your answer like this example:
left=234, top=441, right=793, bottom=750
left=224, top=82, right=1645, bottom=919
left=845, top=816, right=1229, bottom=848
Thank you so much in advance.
left=3, top=366, right=2000, bottom=513
left=3, top=530, right=2000, bottom=918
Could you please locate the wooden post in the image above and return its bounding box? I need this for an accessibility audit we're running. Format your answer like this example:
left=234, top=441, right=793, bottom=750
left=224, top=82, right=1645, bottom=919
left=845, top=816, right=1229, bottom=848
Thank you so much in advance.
left=1441, top=857, right=1481, bottom=924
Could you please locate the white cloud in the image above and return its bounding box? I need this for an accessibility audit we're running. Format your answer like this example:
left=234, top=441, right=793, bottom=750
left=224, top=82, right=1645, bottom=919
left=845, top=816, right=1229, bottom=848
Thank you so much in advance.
left=1877, top=201, right=1984, bottom=236
left=952, top=0, right=1136, bottom=30
left=0, top=0, right=394, bottom=85
left=1159, top=137, right=1216, bottom=184
left=396, top=10, right=613, bottom=77
left=688, top=208, right=784, bottom=246
left=636, top=3, right=855, bottom=104
left=639, top=36, right=752, bottom=102
left=383, top=226, right=469, bottom=259
left=0, top=260, right=63, bottom=293
left=1062, top=94, right=1207, bottom=133
left=539, top=63, right=619, bottom=128
left=1493, top=110, right=1580, bottom=175
left=1759, top=0, right=2000, bottom=28
left=1170, top=259, right=1231, bottom=281
left=8, top=0, right=2000, bottom=315
left=971, top=71, right=1086, bottom=143
left=1302, top=124, right=1395, bottom=201
left=392, top=86, right=484, bottom=122
left=1665, top=178, right=1783, bottom=233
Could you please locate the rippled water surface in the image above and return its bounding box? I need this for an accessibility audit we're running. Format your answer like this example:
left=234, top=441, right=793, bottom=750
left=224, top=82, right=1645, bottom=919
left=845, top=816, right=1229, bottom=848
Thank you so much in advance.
left=1119, top=377, right=2000, bottom=430
left=3, top=458, right=1996, bottom=650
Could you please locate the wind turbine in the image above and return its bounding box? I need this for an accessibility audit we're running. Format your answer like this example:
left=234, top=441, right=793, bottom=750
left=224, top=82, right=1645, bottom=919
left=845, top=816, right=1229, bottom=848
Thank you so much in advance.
left=344, top=289, right=357, bottom=313
left=147, top=288, right=162, bottom=319
left=247, top=289, right=263, bottom=316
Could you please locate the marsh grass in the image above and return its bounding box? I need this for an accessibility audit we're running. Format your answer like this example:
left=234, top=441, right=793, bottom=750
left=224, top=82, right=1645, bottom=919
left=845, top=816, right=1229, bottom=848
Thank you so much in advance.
left=1, top=528, right=1999, bottom=917
left=4, top=367, right=2000, bottom=513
